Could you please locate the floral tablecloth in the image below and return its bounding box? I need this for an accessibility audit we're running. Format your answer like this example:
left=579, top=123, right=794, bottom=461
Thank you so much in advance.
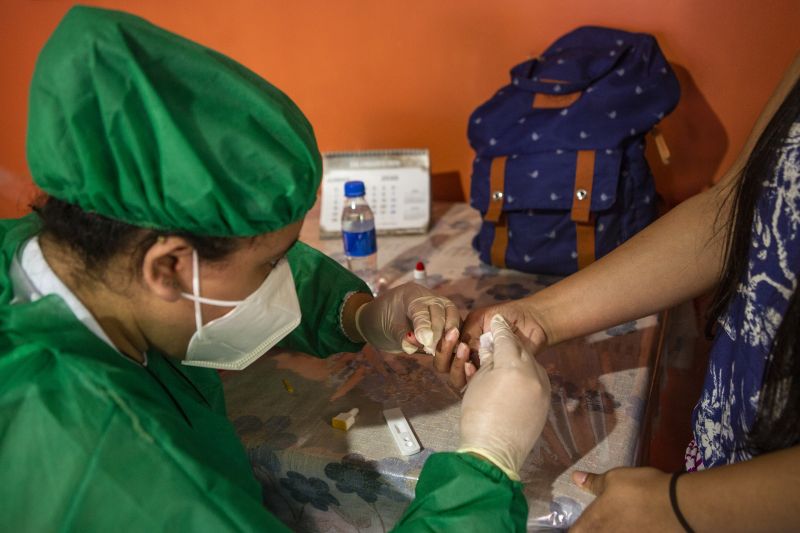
left=222, top=202, right=690, bottom=531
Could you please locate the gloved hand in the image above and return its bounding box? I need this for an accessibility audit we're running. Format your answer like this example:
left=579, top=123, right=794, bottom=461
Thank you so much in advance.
left=355, top=282, right=460, bottom=357
left=458, top=314, right=551, bottom=481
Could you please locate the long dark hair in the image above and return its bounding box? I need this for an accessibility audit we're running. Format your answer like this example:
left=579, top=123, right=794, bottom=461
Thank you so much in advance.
left=706, top=77, right=800, bottom=455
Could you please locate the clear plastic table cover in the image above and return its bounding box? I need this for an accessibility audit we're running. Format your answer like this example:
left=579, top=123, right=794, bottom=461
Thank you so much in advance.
left=222, top=202, right=694, bottom=532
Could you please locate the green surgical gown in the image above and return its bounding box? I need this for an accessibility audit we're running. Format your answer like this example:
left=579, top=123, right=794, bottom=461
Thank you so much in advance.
left=0, top=216, right=527, bottom=531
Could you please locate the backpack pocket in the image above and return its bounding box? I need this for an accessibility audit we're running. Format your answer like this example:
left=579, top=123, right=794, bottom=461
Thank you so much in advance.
left=471, top=146, right=653, bottom=275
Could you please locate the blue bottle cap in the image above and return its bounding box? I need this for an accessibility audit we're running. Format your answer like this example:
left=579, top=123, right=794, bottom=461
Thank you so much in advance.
left=344, top=180, right=366, bottom=198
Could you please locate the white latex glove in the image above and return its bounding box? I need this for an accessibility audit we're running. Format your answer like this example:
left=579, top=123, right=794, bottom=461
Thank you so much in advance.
left=458, top=314, right=551, bottom=480
left=355, top=282, right=460, bottom=355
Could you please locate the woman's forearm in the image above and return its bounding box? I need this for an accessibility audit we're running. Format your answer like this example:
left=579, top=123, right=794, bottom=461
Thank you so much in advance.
left=528, top=180, right=733, bottom=345
left=523, top=53, right=800, bottom=347
left=679, top=445, right=800, bottom=532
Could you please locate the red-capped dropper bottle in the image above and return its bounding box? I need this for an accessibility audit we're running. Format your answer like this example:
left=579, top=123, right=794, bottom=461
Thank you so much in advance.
left=413, top=261, right=428, bottom=288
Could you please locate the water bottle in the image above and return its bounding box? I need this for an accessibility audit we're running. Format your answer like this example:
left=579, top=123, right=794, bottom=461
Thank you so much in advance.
left=341, top=180, right=378, bottom=294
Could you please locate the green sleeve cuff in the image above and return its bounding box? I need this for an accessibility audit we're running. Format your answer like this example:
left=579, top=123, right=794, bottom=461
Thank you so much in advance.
left=278, top=241, right=370, bottom=357
left=392, top=452, right=528, bottom=532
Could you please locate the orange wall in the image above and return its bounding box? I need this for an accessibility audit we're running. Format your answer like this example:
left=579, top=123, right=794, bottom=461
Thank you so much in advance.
left=1, top=0, right=799, bottom=218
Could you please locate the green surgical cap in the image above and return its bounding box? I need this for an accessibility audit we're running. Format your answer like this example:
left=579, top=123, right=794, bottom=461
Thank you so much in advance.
left=27, top=6, right=321, bottom=237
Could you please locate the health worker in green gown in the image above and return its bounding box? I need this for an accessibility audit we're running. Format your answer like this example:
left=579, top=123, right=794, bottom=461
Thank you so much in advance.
left=0, top=6, right=551, bottom=532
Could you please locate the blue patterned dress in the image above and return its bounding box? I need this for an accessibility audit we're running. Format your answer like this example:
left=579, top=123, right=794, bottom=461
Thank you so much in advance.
left=687, top=121, right=800, bottom=470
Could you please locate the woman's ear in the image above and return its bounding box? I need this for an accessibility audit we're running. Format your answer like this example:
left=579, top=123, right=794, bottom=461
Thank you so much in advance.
left=141, top=236, right=194, bottom=302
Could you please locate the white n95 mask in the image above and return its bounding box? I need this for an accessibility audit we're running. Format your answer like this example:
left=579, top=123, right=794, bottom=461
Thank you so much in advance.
left=180, top=250, right=301, bottom=370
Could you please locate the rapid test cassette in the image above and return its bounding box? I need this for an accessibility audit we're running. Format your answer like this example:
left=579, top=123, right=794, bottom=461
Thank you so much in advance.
left=383, top=407, right=421, bottom=456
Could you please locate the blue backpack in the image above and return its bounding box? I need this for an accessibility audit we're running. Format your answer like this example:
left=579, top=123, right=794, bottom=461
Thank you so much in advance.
left=468, top=26, right=680, bottom=275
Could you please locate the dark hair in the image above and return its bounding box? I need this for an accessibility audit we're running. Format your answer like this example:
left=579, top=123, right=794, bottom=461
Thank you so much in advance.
left=706, top=77, right=800, bottom=455
left=32, top=196, right=239, bottom=279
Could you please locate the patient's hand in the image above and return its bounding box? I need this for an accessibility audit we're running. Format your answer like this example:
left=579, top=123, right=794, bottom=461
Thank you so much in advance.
left=452, top=300, right=549, bottom=388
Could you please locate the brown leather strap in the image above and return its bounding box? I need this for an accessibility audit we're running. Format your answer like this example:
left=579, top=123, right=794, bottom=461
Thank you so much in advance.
left=575, top=222, right=595, bottom=270
left=490, top=213, right=509, bottom=268
left=485, top=156, right=507, bottom=223
left=532, top=92, right=582, bottom=109
left=650, top=126, right=671, bottom=165
left=484, top=156, right=508, bottom=267
left=571, top=150, right=595, bottom=223
left=571, top=150, right=596, bottom=269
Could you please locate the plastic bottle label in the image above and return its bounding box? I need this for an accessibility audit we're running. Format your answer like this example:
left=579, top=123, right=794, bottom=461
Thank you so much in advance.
left=342, top=229, right=377, bottom=257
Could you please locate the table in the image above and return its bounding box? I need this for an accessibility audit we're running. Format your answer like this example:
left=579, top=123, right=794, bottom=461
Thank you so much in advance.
left=222, top=202, right=689, bottom=531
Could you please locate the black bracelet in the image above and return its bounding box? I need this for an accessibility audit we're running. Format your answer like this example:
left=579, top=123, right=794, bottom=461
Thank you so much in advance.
left=669, top=471, right=695, bottom=533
